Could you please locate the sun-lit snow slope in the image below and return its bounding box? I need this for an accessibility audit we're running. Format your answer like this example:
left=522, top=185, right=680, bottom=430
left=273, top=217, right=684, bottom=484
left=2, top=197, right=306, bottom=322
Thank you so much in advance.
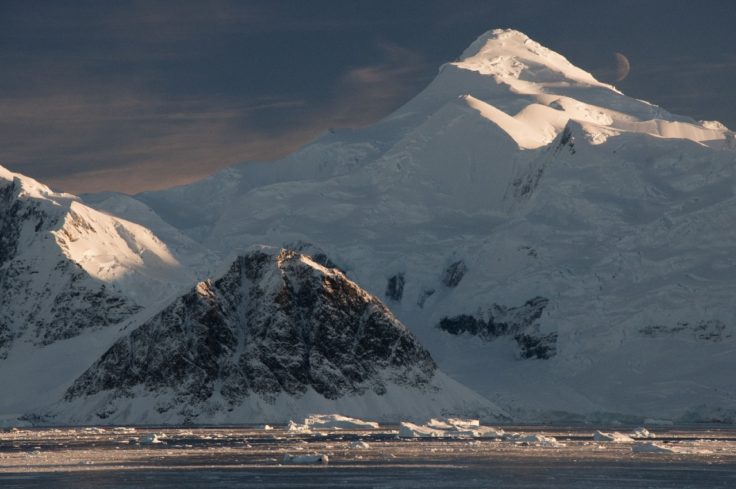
left=81, top=191, right=218, bottom=278
left=0, top=166, right=193, bottom=357
left=50, top=247, right=502, bottom=425
left=88, top=29, right=736, bottom=422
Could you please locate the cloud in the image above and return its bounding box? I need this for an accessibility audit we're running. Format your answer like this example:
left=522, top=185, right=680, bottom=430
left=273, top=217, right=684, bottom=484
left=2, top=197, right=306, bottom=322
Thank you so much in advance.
left=0, top=2, right=447, bottom=195
left=39, top=123, right=321, bottom=194
left=0, top=89, right=312, bottom=194
left=328, top=41, right=431, bottom=127
left=0, top=35, right=432, bottom=195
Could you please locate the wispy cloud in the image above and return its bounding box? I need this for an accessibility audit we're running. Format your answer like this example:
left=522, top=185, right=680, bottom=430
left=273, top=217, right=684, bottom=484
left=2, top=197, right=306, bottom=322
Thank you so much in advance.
left=0, top=88, right=311, bottom=193
left=0, top=34, right=432, bottom=194
left=0, top=2, right=440, bottom=194
left=328, top=41, right=431, bottom=126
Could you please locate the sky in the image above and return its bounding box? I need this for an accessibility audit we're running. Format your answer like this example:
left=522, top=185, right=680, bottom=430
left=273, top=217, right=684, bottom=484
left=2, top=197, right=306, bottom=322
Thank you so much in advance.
left=1, top=0, right=735, bottom=194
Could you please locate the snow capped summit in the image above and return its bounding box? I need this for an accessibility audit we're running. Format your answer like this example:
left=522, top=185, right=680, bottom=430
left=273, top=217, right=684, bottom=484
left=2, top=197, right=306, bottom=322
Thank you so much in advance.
left=437, top=28, right=734, bottom=151
left=454, top=28, right=613, bottom=90
left=0, top=165, right=192, bottom=306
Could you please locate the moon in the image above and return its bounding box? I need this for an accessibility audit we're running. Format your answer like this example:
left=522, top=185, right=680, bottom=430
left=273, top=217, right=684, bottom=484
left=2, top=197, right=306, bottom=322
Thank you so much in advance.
left=614, top=52, right=631, bottom=82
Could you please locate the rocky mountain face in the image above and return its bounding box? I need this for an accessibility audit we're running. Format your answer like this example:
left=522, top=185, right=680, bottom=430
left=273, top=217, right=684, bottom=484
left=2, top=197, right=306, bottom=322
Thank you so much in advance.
left=437, top=297, right=555, bottom=359
left=56, top=248, right=498, bottom=424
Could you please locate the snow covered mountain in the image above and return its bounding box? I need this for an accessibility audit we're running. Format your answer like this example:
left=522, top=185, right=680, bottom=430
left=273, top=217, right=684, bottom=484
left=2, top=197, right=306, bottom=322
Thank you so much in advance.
left=51, top=247, right=500, bottom=424
left=0, top=166, right=197, bottom=421
left=0, top=167, right=192, bottom=354
left=84, top=28, right=736, bottom=423
left=4, top=28, right=736, bottom=425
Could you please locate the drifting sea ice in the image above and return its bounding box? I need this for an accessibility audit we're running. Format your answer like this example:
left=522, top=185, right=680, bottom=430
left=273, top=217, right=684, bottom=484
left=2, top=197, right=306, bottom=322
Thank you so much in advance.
left=398, top=422, right=447, bottom=438
left=426, top=417, right=480, bottom=429
left=630, top=427, right=656, bottom=439
left=505, top=433, right=563, bottom=447
left=348, top=440, right=370, bottom=449
left=398, top=418, right=504, bottom=439
left=139, top=433, right=165, bottom=445
left=282, top=453, right=329, bottom=464
left=303, top=414, right=379, bottom=430
left=287, top=414, right=380, bottom=433
left=287, top=421, right=313, bottom=433
left=593, top=431, right=633, bottom=442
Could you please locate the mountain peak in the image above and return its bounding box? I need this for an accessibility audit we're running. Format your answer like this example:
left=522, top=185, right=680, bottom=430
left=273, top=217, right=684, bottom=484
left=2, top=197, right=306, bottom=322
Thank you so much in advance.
left=454, top=28, right=612, bottom=90
left=0, top=164, right=76, bottom=204
left=458, top=28, right=533, bottom=58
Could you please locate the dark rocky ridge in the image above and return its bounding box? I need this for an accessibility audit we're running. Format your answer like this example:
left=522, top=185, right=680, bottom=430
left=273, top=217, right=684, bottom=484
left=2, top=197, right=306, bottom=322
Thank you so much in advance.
left=640, top=320, right=731, bottom=342
left=437, top=297, right=556, bottom=359
left=65, top=248, right=438, bottom=420
left=385, top=273, right=405, bottom=301
left=442, top=260, right=467, bottom=288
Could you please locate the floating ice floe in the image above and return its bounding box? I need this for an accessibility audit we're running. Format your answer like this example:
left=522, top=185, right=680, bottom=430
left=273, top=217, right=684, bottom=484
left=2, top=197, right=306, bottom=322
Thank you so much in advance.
left=505, top=433, right=563, bottom=447
left=348, top=440, right=370, bottom=449
left=630, top=427, right=656, bottom=439
left=304, top=414, right=379, bottom=430
left=283, top=453, right=329, bottom=464
left=139, top=433, right=165, bottom=445
left=399, top=422, right=445, bottom=438
left=398, top=418, right=504, bottom=439
left=287, top=414, right=379, bottom=432
left=593, top=431, right=633, bottom=442
left=262, top=424, right=274, bottom=431
left=426, top=418, right=480, bottom=430
left=287, top=420, right=313, bottom=433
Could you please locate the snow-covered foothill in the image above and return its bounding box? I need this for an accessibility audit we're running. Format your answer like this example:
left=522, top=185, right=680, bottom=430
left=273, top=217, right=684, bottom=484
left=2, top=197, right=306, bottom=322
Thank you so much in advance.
left=594, top=431, right=633, bottom=443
